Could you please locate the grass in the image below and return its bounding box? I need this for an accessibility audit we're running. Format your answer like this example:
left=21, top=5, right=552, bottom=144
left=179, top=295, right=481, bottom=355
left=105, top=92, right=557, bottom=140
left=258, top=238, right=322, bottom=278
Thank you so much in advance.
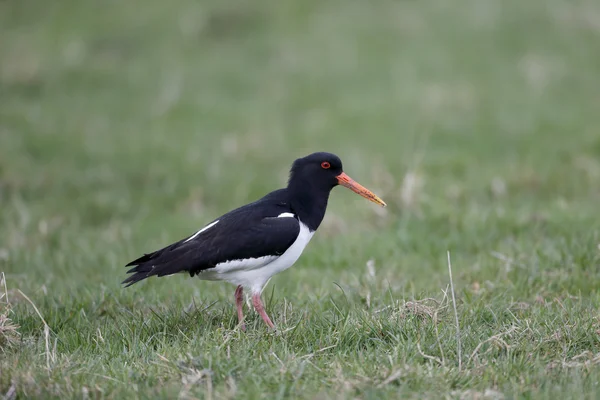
left=1, top=0, right=600, bottom=398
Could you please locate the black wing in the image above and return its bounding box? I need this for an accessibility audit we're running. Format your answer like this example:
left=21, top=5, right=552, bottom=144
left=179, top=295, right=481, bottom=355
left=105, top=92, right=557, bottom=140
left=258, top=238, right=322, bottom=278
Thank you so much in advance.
left=123, top=200, right=299, bottom=286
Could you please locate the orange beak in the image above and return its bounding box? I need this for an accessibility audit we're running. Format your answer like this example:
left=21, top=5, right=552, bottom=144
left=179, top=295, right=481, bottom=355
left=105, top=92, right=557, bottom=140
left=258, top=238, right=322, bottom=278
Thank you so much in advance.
left=336, top=172, right=387, bottom=207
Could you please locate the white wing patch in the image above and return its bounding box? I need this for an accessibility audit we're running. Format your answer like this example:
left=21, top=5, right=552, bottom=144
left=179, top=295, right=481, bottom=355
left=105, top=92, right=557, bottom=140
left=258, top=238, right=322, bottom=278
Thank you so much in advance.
left=277, top=212, right=295, bottom=218
left=183, top=220, right=219, bottom=243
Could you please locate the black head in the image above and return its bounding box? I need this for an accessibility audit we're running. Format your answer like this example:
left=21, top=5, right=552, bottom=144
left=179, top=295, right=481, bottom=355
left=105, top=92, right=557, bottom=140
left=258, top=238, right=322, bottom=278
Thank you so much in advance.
left=285, top=152, right=386, bottom=231
left=288, top=152, right=386, bottom=207
left=288, top=152, right=344, bottom=190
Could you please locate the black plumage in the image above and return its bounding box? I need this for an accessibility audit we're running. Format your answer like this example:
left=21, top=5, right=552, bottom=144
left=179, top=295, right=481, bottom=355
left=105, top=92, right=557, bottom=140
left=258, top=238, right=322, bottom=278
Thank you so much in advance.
left=123, top=190, right=300, bottom=286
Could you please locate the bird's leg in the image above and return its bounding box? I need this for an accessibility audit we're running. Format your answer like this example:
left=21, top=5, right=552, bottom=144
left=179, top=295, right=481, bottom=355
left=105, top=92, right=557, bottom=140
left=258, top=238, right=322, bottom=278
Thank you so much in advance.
left=251, top=292, right=275, bottom=329
left=234, top=285, right=246, bottom=331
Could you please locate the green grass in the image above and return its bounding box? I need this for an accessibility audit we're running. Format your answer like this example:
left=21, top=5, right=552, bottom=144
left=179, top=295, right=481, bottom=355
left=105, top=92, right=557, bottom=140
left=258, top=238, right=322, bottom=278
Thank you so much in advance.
left=2, top=0, right=600, bottom=398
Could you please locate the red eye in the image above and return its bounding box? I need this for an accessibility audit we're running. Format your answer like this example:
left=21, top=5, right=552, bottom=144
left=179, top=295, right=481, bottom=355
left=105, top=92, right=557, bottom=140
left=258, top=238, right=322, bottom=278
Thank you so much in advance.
left=321, top=161, right=331, bottom=169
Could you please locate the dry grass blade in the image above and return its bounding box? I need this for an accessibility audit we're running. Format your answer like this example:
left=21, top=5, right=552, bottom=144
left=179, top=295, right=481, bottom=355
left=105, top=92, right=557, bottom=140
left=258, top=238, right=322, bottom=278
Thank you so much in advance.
left=547, top=351, right=600, bottom=370
left=378, top=368, right=404, bottom=388
left=467, top=326, right=519, bottom=366
left=4, top=383, right=16, bottom=400
left=417, top=342, right=443, bottom=367
left=16, top=289, right=55, bottom=369
left=447, top=251, right=462, bottom=371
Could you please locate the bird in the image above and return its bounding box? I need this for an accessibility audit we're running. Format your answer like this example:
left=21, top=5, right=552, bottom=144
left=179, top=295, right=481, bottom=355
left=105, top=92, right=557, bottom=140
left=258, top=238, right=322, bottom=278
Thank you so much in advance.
left=123, top=152, right=386, bottom=330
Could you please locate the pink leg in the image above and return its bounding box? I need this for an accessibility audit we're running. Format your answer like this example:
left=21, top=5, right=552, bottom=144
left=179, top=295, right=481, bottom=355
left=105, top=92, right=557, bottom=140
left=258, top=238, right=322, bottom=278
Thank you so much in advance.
left=234, top=285, right=246, bottom=331
left=252, top=292, right=275, bottom=329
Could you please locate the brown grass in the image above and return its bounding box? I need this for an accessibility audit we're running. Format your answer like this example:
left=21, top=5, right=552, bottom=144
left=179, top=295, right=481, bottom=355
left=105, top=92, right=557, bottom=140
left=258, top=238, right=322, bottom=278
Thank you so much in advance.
left=0, top=273, right=20, bottom=351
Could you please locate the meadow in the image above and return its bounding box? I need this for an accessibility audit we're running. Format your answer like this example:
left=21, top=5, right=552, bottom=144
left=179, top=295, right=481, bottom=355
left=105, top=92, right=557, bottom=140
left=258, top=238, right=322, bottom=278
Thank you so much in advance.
left=1, top=0, right=600, bottom=398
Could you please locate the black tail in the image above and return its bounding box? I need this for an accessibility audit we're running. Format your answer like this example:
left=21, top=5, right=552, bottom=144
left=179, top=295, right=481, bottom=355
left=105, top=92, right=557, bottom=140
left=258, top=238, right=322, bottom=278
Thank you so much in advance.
left=122, top=252, right=159, bottom=287
left=122, top=240, right=192, bottom=287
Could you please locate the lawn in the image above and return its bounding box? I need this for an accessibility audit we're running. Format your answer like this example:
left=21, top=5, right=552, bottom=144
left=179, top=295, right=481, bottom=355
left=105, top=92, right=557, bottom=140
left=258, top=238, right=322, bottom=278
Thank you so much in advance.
left=1, top=0, right=600, bottom=398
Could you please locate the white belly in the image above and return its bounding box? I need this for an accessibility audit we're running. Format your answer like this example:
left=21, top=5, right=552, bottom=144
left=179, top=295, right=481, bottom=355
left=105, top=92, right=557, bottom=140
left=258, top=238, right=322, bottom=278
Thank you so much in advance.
left=198, top=220, right=314, bottom=293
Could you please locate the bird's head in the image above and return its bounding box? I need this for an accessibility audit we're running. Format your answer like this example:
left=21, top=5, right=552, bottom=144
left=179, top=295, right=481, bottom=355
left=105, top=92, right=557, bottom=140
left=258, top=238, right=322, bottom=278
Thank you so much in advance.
left=288, top=152, right=386, bottom=207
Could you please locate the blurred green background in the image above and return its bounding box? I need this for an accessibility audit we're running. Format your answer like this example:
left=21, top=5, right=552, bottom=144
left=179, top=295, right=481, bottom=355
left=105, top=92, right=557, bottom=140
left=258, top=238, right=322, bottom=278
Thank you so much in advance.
left=1, top=0, right=600, bottom=398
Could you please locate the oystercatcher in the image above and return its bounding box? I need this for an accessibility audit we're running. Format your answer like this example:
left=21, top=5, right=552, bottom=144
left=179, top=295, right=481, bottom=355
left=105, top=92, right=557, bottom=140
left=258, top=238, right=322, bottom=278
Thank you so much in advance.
left=123, top=152, right=386, bottom=329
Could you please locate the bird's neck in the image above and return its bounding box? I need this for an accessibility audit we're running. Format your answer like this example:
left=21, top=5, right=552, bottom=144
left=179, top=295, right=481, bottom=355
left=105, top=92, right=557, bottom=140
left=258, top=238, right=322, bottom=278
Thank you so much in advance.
left=287, top=180, right=330, bottom=232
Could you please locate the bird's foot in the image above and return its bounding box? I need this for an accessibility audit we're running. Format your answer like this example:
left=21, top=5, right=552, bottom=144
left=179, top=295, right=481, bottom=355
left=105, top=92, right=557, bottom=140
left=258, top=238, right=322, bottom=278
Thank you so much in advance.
left=251, top=292, right=276, bottom=330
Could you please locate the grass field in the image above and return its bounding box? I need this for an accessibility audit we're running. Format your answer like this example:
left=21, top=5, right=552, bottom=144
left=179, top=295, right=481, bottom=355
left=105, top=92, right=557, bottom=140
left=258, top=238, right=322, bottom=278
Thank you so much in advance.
left=2, top=0, right=600, bottom=398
